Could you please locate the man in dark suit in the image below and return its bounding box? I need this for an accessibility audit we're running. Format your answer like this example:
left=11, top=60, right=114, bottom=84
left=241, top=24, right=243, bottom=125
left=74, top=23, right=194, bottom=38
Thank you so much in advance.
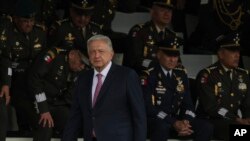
left=196, top=33, right=250, bottom=140
left=141, top=35, right=213, bottom=141
left=62, top=34, right=147, bottom=141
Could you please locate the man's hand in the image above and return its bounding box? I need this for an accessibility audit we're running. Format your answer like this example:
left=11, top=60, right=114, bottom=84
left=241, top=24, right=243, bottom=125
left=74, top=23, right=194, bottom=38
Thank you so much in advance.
left=39, top=112, right=54, bottom=128
left=0, top=85, right=10, bottom=105
left=173, top=120, right=193, bottom=136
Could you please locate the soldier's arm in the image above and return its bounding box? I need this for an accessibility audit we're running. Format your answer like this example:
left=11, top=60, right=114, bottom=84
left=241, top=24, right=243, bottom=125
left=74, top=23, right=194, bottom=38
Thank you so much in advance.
left=28, top=51, right=54, bottom=114
left=240, top=72, right=250, bottom=118
left=180, top=72, right=196, bottom=122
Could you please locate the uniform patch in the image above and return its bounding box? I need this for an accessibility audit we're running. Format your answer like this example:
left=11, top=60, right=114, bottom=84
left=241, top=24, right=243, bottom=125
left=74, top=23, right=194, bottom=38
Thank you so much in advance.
left=201, top=73, right=208, bottom=83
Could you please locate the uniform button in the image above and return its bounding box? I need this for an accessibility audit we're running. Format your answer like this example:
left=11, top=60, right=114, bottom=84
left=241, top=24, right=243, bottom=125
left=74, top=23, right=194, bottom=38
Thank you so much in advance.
left=102, top=15, right=105, bottom=18
left=55, top=77, right=58, bottom=80
left=172, top=105, right=174, bottom=108
left=231, top=93, right=234, bottom=97
left=230, top=104, right=234, bottom=108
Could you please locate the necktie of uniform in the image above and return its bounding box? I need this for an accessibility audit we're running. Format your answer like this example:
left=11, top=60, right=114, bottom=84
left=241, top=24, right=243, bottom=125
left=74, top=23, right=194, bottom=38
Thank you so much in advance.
left=226, top=70, right=232, bottom=80
left=166, top=72, right=171, bottom=80
left=93, top=73, right=103, bottom=107
left=159, top=31, right=164, bottom=40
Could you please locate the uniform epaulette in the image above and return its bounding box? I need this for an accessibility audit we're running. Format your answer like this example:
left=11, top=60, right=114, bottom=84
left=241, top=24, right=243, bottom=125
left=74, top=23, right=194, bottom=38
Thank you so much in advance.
left=35, top=23, right=46, bottom=31
left=90, top=21, right=102, bottom=29
left=6, top=15, right=12, bottom=23
left=205, top=66, right=217, bottom=74
left=236, top=67, right=249, bottom=74
left=56, top=19, right=69, bottom=26
left=132, top=23, right=144, bottom=31
left=174, top=67, right=187, bottom=74
left=144, top=67, right=154, bottom=75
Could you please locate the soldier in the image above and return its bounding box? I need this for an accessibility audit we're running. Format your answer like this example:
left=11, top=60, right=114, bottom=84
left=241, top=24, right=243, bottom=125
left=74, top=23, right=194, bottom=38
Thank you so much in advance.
left=142, top=36, right=213, bottom=141
left=0, top=14, right=12, bottom=141
left=127, top=0, right=178, bottom=73
left=48, top=0, right=102, bottom=56
left=27, top=48, right=85, bottom=141
left=0, top=0, right=47, bottom=132
left=196, top=32, right=250, bottom=140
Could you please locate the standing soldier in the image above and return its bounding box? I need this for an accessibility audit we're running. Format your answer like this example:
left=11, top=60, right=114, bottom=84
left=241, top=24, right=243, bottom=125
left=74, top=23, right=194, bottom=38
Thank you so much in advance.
left=127, top=0, right=178, bottom=73
left=196, top=33, right=250, bottom=140
left=48, top=0, right=102, bottom=56
left=0, top=0, right=47, bottom=132
left=28, top=48, right=85, bottom=141
left=142, top=35, right=213, bottom=141
left=0, top=13, right=12, bottom=141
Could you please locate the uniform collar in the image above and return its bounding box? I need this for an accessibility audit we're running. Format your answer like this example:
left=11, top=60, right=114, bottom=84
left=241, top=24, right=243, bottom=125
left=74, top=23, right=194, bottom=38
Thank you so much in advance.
left=160, top=65, right=172, bottom=77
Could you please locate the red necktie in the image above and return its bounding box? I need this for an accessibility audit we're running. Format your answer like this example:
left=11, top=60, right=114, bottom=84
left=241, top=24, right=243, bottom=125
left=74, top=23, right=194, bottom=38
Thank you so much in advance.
left=92, top=73, right=103, bottom=107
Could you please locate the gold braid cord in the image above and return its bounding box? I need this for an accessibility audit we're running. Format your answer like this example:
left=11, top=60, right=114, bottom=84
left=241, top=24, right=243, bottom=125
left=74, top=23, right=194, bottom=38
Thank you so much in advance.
left=214, top=0, right=243, bottom=30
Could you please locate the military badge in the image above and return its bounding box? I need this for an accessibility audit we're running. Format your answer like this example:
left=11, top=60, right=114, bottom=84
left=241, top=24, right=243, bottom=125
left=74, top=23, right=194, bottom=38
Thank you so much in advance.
left=151, top=95, right=155, bottom=106
left=238, top=83, right=247, bottom=91
left=0, top=30, right=7, bottom=41
left=16, top=42, right=20, bottom=46
left=44, top=50, right=55, bottom=63
left=176, top=77, right=184, bottom=93
left=155, top=81, right=166, bottom=94
left=200, top=73, right=208, bottom=83
left=65, top=33, right=75, bottom=42
left=34, top=43, right=42, bottom=48
left=156, top=100, right=161, bottom=105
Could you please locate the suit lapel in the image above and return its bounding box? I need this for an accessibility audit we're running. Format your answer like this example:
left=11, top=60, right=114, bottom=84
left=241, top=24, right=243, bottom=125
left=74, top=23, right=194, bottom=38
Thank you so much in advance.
left=94, top=64, right=117, bottom=108
left=87, top=70, right=94, bottom=111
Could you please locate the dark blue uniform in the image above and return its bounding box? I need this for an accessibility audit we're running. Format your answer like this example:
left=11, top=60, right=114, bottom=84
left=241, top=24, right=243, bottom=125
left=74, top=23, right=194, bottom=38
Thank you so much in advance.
left=142, top=64, right=213, bottom=141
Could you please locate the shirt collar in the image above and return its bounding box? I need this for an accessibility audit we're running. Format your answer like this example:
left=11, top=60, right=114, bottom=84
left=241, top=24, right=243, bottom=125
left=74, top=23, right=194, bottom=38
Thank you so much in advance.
left=94, top=61, right=112, bottom=77
left=160, top=65, right=172, bottom=76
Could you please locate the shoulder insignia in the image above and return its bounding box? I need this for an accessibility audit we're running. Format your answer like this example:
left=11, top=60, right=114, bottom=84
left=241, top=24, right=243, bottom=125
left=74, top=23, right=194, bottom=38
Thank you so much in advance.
left=56, top=19, right=69, bottom=26
left=44, top=48, right=62, bottom=63
left=236, top=67, right=249, bottom=75
left=174, top=65, right=187, bottom=74
left=140, top=68, right=154, bottom=86
left=90, top=21, right=102, bottom=29
left=6, top=15, right=13, bottom=22
left=200, top=70, right=209, bottom=84
left=35, top=23, right=46, bottom=31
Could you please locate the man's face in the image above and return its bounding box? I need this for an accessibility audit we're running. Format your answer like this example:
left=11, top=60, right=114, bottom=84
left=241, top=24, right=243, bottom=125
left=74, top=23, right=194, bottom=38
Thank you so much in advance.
left=88, top=39, right=114, bottom=72
left=157, top=50, right=178, bottom=70
left=151, top=5, right=172, bottom=26
left=68, top=50, right=85, bottom=72
left=218, top=49, right=240, bottom=69
left=70, top=8, right=91, bottom=28
left=14, top=17, right=35, bottom=33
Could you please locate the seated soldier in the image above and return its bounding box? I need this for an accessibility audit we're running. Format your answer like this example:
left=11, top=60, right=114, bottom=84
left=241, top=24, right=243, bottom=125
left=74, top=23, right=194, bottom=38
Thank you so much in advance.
left=196, top=32, right=250, bottom=140
left=28, top=48, right=85, bottom=141
left=142, top=35, right=213, bottom=141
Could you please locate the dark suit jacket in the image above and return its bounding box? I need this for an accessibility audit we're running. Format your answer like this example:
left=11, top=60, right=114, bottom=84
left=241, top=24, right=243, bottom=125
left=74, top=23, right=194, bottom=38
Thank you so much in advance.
left=62, top=63, right=147, bottom=141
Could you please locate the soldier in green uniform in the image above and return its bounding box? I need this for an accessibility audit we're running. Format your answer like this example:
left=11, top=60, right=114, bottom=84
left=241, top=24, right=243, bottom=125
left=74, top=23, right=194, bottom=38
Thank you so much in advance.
left=48, top=0, right=102, bottom=56
left=28, top=48, right=85, bottom=141
left=196, top=32, right=250, bottom=140
left=0, top=0, right=47, bottom=132
left=127, top=0, right=177, bottom=73
left=142, top=35, right=213, bottom=141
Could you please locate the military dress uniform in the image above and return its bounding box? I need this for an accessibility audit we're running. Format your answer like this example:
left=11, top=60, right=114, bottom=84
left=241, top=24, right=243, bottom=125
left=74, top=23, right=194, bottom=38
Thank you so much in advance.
left=0, top=15, right=47, bottom=131
left=142, top=64, right=213, bottom=141
left=127, top=20, right=176, bottom=73
left=28, top=48, right=82, bottom=141
left=196, top=62, right=250, bottom=140
left=49, top=19, right=101, bottom=55
left=0, top=14, right=13, bottom=141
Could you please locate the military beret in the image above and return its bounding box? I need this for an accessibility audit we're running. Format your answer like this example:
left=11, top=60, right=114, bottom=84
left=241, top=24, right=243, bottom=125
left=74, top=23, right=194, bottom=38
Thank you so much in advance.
left=71, top=0, right=96, bottom=16
left=153, top=0, right=174, bottom=9
left=14, top=0, right=36, bottom=18
left=156, top=35, right=183, bottom=56
left=218, top=32, right=241, bottom=51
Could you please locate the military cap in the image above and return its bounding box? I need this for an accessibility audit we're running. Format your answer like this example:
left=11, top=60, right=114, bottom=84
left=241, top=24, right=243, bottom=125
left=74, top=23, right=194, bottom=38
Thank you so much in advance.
left=218, top=32, right=241, bottom=51
left=156, top=35, right=183, bottom=56
left=71, top=0, right=96, bottom=15
left=153, top=0, right=174, bottom=9
left=14, top=0, right=36, bottom=18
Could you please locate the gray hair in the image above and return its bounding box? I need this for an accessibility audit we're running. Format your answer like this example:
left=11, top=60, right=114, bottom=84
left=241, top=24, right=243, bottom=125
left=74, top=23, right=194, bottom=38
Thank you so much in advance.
left=87, top=34, right=113, bottom=52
